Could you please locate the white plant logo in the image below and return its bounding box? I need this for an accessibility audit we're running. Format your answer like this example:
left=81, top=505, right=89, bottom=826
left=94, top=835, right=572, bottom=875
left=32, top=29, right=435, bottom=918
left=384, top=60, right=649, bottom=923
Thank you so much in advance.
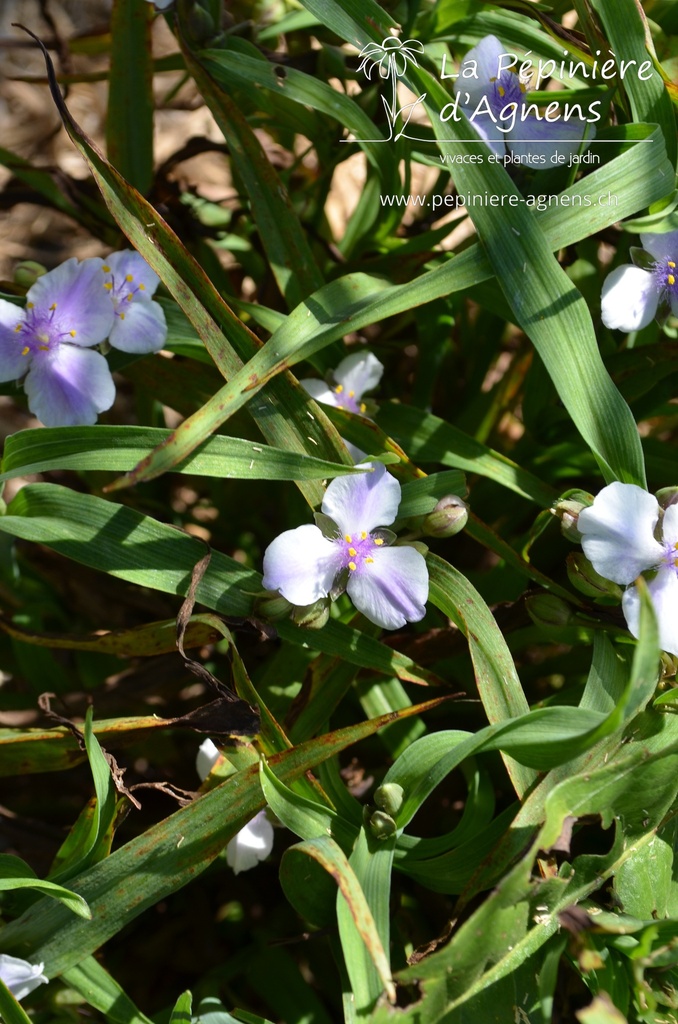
left=357, top=36, right=427, bottom=141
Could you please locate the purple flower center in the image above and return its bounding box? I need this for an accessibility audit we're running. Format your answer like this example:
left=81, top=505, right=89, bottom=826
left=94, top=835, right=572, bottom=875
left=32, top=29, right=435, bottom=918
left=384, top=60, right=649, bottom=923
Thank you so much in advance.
left=332, top=385, right=367, bottom=415
left=103, top=264, right=147, bottom=321
left=488, top=70, right=525, bottom=115
left=653, top=255, right=678, bottom=301
left=16, top=301, right=78, bottom=359
left=338, top=530, right=385, bottom=574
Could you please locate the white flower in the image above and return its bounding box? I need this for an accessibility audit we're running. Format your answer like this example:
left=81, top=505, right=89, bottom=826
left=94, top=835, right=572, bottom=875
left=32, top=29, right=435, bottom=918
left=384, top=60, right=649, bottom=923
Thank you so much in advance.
left=300, top=351, right=383, bottom=415
left=195, top=740, right=274, bottom=874
left=578, top=482, right=678, bottom=656
left=225, top=812, right=274, bottom=875
left=601, top=230, right=678, bottom=331
left=101, top=250, right=167, bottom=354
left=0, top=954, right=48, bottom=1001
left=262, top=461, right=429, bottom=631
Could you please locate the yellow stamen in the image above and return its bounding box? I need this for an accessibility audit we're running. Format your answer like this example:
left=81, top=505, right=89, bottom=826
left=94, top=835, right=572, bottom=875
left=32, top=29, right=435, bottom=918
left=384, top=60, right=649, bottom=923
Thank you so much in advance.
left=669, top=262, right=676, bottom=269
left=360, top=403, right=367, bottom=413
left=335, top=384, right=344, bottom=394
left=26, top=302, right=34, bottom=309
left=14, top=324, right=22, bottom=333
left=365, top=557, right=374, bottom=564
left=669, top=275, right=675, bottom=286
left=498, top=85, right=505, bottom=98
left=119, top=313, right=125, bottom=320
left=348, top=561, right=357, bottom=571
left=69, top=330, right=76, bottom=337
left=348, top=547, right=357, bottom=557
left=49, top=303, right=57, bottom=310
left=348, top=390, right=355, bottom=398
left=345, top=534, right=352, bottom=543
left=360, top=531, right=367, bottom=540
left=126, top=293, right=134, bottom=302
left=139, top=283, right=146, bottom=290
left=374, top=538, right=384, bottom=546
left=38, top=345, right=49, bottom=351
left=21, top=346, right=30, bottom=356
left=125, top=274, right=134, bottom=282
left=102, top=264, right=110, bottom=272
left=104, top=282, right=113, bottom=291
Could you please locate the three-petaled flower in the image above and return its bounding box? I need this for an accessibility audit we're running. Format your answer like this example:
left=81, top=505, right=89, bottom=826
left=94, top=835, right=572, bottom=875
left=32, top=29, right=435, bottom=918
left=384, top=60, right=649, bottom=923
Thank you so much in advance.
left=0, top=257, right=115, bottom=427
left=196, top=739, right=274, bottom=874
left=0, top=954, right=48, bottom=1001
left=578, top=482, right=678, bottom=656
left=301, top=351, right=383, bottom=416
left=600, top=230, right=678, bottom=332
left=456, top=35, right=592, bottom=164
left=262, top=462, right=429, bottom=631
left=101, top=250, right=167, bottom=353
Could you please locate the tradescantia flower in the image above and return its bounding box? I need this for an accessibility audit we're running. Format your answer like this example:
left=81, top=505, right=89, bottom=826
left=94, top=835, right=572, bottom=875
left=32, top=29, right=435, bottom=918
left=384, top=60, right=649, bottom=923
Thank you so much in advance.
left=196, top=740, right=274, bottom=874
left=101, top=250, right=167, bottom=353
left=301, top=351, right=383, bottom=416
left=456, top=35, right=592, bottom=164
left=262, top=462, right=429, bottom=631
left=0, top=954, right=48, bottom=1001
left=600, top=230, right=678, bottom=331
left=0, top=257, right=115, bottom=427
left=578, top=482, right=678, bottom=656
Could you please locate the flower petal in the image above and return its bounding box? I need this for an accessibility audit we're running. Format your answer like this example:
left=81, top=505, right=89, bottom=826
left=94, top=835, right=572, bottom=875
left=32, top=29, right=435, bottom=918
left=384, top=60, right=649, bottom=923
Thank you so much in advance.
left=24, top=345, right=116, bottom=427
left=600, top=265, right=658, bottom=331
left=226, top=811, right=274, bottom=874
left=0, top=955, right=48, bottom=1001
left=578, top=482, right=665, bottom=585
left=622, top=568, right=678, bottom=657
left=662, top=503, right=678, bottom=550
left=508, top=111, right=594, bottom=165
left=0, top=301, right=29, bottom=382
left=321, top=461, right=400, bottom=535
left=301, top=378, right=338, bottom=406
left=108, top=298, right=167, bottom=353
left=196, top=738, right=220, bottom=781
left=458, top=36, right=506, bottom=105
left=460, top=108, right=506, bottom=158
left=262, top=523, right=342, bottom=606
left=335, top=351, right=383, bottom=400
left=26, top=258, right=114, bottom=347
left=103, top=249, right=161, bottom=297
left=347, top=544, right=428, bottom=630
left=639, top=230, right=678, bottom=263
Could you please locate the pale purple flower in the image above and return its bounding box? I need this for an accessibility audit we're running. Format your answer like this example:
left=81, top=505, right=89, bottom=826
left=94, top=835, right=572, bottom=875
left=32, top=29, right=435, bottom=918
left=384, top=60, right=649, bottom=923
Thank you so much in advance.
left=0, top=954, right=48, bottom=1001
left=262, top=462, right=429, bottom=631
left=0, top=257, right=115, bottom=427
left=457, top=35, right=593, bottom=164
left=301, top=351, right=383, bottom=415
left=195, top=740, right=274, bottom=874
left=101, top=250, right=167, bottom=353
left=601, top=231, right=678, bottom=331
left=578, top=482, right=678, bottom=656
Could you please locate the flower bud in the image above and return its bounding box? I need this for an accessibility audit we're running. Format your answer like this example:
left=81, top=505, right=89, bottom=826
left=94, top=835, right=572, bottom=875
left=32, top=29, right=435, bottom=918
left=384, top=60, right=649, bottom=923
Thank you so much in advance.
left=374, top=782, right=404, bottom=816
left=551, top=492, right=592, bottom=543
left=422, top=495, right=468, bottom=538
left=368, top=810, right=397, bottom=840
left=290, top=597, right=331, bottom=630
left=566, top=552, right=622, bottom=600
left=14, top=261, right=46, bottom=290
left=525, top=593, right=573, bottom=629
left=656, top=486, right=678, bottom=511
left=252, top=590, right=293, bottom=622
